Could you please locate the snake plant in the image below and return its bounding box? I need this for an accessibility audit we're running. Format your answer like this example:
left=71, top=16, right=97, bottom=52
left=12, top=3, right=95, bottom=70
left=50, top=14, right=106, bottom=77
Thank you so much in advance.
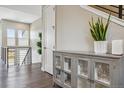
left=89, top=14, right=111, bottom=41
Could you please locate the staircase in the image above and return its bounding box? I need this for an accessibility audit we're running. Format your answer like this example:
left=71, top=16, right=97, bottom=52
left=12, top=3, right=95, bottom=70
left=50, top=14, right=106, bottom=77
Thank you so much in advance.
left=1, top=46, right=32, bottom=68
left=80, top=5, right=124, bottom=27
left=90, top=5, right=124, bottom=19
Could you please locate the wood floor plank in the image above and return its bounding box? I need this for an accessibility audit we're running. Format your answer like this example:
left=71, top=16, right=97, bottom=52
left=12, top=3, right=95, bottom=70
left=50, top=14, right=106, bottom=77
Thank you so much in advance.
left=0, top=63, right=56, bottom=88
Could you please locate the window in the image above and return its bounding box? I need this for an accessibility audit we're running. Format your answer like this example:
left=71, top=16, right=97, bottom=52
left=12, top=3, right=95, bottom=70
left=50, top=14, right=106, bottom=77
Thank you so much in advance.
left=7, top=29, right=29, bottom=46
left=18, top=30, right=29, bottom=46
left=7, top=29, right=16, bottom=46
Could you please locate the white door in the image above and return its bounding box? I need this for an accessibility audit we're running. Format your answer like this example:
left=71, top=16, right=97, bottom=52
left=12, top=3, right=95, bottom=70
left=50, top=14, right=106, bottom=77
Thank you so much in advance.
left=43, top=6, right=55, bottom=74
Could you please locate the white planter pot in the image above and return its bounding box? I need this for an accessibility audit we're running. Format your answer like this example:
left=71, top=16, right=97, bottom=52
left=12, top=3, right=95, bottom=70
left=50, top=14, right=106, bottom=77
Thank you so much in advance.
left=94, top=41, right=108, bottom=54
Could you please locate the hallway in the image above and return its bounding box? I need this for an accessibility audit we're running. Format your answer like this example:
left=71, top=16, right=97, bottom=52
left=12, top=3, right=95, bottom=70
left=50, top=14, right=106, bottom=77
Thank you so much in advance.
left=0, top=63, right=54, bottom=88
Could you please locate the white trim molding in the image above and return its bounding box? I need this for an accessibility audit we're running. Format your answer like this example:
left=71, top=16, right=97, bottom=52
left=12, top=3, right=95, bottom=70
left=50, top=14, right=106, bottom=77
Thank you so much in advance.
left=80, top=5, right=124, bottom=27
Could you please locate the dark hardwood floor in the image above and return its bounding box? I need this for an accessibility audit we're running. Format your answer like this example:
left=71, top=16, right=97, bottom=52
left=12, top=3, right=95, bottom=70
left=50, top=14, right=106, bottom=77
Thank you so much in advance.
left=0, top=63, right=55, bottom=88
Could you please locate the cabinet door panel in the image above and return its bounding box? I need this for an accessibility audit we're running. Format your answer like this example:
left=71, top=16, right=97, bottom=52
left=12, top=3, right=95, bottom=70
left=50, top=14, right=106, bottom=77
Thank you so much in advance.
left=55, top=54, right=62, bottom=68
left=54, top=68, right=62, bottom=81
left=77, top=58, right=90, bottom=78
left=62, top=54, right=74, bottom=87
left=53, top=52, right=63, bottom=86
left=76, top=57, right=91, bottom=88
left=53, top=52, right=62, bottom=71
left=63, top=72, right=71, bottom=87
left=95, top=62, right=110, bottom=84
left=78, top=59, right=89, bottom=77
left=63, top=56, right=72, bottom=73
left=92, top=58, right=112, bottom=87
left=77, top=77, right=90, bottom=88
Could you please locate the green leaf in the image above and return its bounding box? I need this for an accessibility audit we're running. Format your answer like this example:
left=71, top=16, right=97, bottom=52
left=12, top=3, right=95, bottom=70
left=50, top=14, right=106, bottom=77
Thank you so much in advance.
left=92, top=21, right=99, bottom=40
left=90, top=29, right=97, bottom=41
left=37, top=42, right=42, bottom=48
left=37, top=49, right=42, bottom=55
left=89, top=14, right=111, bottom=41
left=103, top=13, right=111, bottom=40
left=39, top=33, right=42, bottom=40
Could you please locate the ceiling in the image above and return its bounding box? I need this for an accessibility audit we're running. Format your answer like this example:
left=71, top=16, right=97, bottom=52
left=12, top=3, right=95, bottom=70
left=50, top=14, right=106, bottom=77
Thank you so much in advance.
left=0, top=5, right=42, bottom=23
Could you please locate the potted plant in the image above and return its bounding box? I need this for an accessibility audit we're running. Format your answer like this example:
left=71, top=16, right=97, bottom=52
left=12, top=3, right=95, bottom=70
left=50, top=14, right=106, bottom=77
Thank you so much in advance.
left=37, top=33, right=42, bottom=55
left=89, top=14, right=111, bottom=54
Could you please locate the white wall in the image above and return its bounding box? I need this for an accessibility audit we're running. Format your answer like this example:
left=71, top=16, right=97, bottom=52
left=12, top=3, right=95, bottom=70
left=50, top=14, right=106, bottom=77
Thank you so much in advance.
left=0, top=22, right=2, bottom=57
left=56, top=5, right=93, bottom=51
left=30, top=18, right=42, bottom=63
left=56, top=5, right=124, bottom=53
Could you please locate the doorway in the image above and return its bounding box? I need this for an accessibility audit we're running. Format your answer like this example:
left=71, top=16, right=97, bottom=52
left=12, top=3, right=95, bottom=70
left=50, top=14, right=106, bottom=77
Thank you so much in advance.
left=42, top=6, right=55, bottom=74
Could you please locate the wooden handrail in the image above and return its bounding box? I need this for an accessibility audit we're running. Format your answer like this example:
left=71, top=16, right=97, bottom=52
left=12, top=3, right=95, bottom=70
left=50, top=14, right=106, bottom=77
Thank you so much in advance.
left=90, top=5, right=124, bottom=19
left=110, top=5, right=124, bottom=10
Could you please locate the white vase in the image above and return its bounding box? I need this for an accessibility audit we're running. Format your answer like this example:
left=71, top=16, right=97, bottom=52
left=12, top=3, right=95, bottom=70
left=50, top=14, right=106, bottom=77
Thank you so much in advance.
left=112, top=40, right=124, bottom=55
left=94, top=41, right=108, bottom=54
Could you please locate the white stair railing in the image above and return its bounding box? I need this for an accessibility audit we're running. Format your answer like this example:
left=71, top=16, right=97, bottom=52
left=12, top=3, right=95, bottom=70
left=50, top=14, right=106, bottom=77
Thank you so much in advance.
left=1, top=46, right=32, bottom=68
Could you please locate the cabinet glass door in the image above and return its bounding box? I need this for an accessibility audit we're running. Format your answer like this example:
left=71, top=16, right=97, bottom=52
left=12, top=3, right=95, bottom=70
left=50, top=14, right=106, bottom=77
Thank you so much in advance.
left=77, top=58, right=90, bottom=88
left=55, top=55, right=61, bottom=69
left=95, top=62, right=110, bottom=85
left=55, top=68, right=62, bottom=82
left=78, top=59, right=89, bottom=78
left=64, top=57, right=71, bottom=73
left=63, top=56, right=72, bottom=87
left=64, top=72, right=71, bottom=87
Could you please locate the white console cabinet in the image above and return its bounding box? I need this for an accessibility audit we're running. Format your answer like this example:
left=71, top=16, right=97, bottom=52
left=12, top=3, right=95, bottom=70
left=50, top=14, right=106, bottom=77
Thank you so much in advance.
left=53, top=50, right=124, bottom=88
